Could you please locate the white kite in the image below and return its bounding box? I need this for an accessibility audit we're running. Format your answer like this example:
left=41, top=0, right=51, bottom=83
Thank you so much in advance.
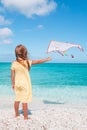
left=47, top=40, right=84, bottom=58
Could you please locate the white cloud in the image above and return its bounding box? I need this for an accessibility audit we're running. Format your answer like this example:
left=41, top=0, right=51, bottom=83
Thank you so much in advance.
left=37, top=24, right=44, bottom=29
left=2, top=39, right=12, bottom=44
left=0, top=15, right=11, bottom=25
left=1, top=0, right=57, bottom=17
left=0, top=27, right=13, bottom=44
left=0, top=39, right=12, bottom=44
left=0, top=27, right=13, bottom=38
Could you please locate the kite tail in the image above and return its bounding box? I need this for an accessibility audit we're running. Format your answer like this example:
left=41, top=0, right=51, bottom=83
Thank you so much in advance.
left=78, top=45, right=84, bottom=52
left=56, top=51, right=64, bottom=56
left=63, top=51, right=68, bottom=56
left=71, top=54, right=74, bottom=58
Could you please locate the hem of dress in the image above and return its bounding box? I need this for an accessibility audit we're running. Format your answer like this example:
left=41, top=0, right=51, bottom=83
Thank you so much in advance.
left=15, top=100, right=32, bottom=103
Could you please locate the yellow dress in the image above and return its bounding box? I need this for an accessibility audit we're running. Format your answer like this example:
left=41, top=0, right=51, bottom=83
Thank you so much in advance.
left=11, top=60, right=32, bottom=103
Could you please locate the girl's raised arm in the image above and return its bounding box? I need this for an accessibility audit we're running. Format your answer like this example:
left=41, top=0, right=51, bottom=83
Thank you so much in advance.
left=32, top=57, right=51, bottom=65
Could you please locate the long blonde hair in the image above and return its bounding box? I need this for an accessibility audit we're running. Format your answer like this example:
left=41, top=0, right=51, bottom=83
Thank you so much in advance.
left=15, top=44, right=30, bottom=70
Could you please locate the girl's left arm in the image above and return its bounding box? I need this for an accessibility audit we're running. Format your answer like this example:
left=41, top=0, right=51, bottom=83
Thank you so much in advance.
left=11, top=70, right=15, bottom=90
left=32, top=57, right=52, bottom=65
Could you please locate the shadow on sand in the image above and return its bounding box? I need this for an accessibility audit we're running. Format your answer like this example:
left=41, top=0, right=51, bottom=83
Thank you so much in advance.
left=43, top=100, right=65, bottom=105
left=19, top=109, right=32, bottom=115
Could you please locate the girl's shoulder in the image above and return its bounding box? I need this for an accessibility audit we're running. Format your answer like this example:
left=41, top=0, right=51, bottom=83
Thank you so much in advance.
left=11, top=60, right=17, bottom=70
left=12, top=60, right=17, bottom=64
left=11, top=60, right=18, bottom=67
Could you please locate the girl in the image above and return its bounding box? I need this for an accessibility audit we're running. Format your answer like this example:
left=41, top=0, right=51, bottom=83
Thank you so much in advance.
left=11, top=44, right=51, bottom=120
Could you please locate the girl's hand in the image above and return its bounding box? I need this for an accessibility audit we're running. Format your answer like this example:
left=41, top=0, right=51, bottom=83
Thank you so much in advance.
left=46, top=57, right=52, bottom=61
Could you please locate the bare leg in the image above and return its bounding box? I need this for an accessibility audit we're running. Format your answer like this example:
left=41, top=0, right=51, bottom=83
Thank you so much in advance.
left=14, top=101, right=20, bottom=117
left=22, top=103, right=29, bottom=120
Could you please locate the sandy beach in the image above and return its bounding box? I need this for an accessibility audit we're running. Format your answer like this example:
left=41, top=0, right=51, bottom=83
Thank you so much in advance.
left=0, top=96, right=87, bottom=130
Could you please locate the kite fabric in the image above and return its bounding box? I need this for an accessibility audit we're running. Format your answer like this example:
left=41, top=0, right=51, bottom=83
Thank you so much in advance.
left=47, top=40, right=84, bottom=58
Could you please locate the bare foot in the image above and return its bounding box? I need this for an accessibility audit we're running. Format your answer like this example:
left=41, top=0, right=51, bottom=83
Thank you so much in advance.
left=24, top=117, right=31, bottom=120
left=15, top=114, right=20, bottom=117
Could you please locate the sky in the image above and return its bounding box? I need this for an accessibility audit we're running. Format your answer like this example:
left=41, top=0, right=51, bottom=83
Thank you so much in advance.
left=0, top=0, right=87, bottom=63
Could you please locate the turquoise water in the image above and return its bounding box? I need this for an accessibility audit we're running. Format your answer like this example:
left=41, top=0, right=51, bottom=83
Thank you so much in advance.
left=0, top=63, right=87, bottom=105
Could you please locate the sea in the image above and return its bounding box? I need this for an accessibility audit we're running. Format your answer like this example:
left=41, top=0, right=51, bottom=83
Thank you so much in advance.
left=0, top=62, right=87, bottom=106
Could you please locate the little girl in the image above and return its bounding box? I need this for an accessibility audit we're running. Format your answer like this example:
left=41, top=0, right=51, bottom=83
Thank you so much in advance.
left=11, top=44, right=51, bottom=120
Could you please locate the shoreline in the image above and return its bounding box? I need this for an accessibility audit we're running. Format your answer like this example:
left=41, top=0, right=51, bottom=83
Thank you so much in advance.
left=0, top=95, right=87, bottom=108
